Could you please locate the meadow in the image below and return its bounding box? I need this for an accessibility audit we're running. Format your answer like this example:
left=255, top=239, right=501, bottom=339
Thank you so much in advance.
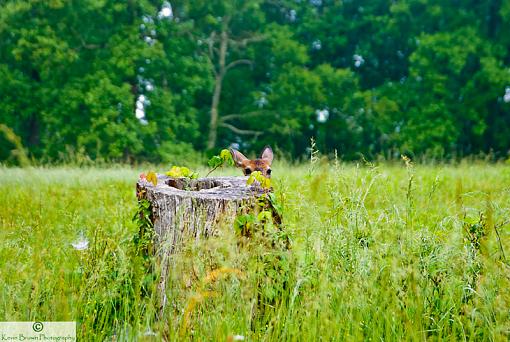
left=0, top=160, right=509, bottom=341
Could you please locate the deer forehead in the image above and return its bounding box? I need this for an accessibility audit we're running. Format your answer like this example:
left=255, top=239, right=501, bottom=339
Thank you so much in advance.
left=244, top=159, right=270, bottom=169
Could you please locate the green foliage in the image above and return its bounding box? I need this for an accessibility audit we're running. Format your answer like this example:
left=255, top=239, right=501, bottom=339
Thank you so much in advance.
left=207, top=156, right=223, bottom=169
left=206, top=149, right=234, bottom=176
left=132, top=198, right=156, bottom=260
left=234, top=213, right=256, bottom=234
left=246, top=170, right=271, bottom=189
left=1, top=0, right=510, bottom=161
left=233, top=189, right=290, bottom=318
left=165, top=166, right=198, bottom=179
left=2, top=165, right=510, bottom=339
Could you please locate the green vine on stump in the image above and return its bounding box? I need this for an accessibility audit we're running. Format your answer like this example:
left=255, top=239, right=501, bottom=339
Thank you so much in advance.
left=132, top=197, right=155, bottom=260
left=132, top=193, right=159, bottom=298
left=206, top=149, right=234, bottom=177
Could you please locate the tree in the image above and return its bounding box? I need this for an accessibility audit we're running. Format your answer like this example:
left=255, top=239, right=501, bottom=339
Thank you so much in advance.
left=1, top=0, right=510, bottom=162
left=0, top=1, right=153, bottom=160
left=175, top=0, right=267, bottom=150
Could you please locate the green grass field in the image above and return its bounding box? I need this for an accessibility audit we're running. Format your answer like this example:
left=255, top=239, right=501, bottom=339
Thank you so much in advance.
left=1, top=162, right=509, bottom=341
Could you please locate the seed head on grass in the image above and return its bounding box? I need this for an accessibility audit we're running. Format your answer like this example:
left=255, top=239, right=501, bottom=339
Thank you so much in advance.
left=401, top=154, right=413, bottom=169
left=180, top=267, right=244, bottom=337
left=204, top=267, right=244, bottom=285
left=180, top=290, right=219, bottom=336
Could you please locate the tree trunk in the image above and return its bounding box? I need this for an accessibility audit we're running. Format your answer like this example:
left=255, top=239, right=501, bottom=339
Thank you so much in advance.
left=136, top=174, right=268, bottom=309
left=206, top=22, right=229, bottom=150
left=137, top=175, right=265, bottom=247
left=207, top=75, right=223, bottom=149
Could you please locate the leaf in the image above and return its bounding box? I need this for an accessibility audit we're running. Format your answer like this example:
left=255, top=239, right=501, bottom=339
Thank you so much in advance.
left=246, top=174, right=255, bottom=185
left=180, top=167, right=191, bottom=177
left=236, top=215, right=247, bottom=226
left=220, top=149, right=234, bottom=166
left=246, top=170, right=271, bottom=189
left=234, top=214, right=255, bottom=231
left=268, top=192, right=283, bottom=215
left=262, top=177, right=271, bottom=189
left=220, top=149, right=230, bottom=160
left=257, top=210, right=273, bottom=222
left=208, top=155, right=223, bottom=168
left=247, top=171, right=261, bottom=185
left=166, top=166, right=199, bottom=179
left=166, top=166, right=182, bottom=178
left=146, top=171, right=158, bottom=186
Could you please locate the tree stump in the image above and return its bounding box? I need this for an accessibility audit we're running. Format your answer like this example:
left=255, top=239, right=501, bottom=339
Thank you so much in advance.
left=136, top=174, right=268, bottom=248
left=135, top=174, right=269, bottom=308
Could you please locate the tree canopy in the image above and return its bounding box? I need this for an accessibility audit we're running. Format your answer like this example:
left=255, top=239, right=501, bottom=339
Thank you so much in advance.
left=1, top=0, right=509, bottom=164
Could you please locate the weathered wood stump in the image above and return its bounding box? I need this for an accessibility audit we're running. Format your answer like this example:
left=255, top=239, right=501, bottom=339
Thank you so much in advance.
left=136, top=174, right=269, bottom=309
left=136, top=174, right=267, bottom=250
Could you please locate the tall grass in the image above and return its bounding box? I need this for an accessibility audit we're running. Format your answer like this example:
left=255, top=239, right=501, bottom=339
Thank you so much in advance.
left=0, top=162, right=509, bottom=340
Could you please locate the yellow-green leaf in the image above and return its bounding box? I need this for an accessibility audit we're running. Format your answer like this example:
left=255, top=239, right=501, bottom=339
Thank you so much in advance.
left=166, top=166, right=182, bottom=178
left=180, top=167, right=191, bottom=177
left=257, top=210, right=272, bottom=222
left=247, top=174, right=256, bottom=185
left=220, top=149, right=230, bottom=160
left=262, top=177, right=271, bottom=189
left=146, top=171, right=158, bottom=186
left=166, top=166, right=199, bottom=179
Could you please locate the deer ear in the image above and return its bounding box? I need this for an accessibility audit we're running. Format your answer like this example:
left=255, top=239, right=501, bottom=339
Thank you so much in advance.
left=230, top=148, right=249, bottom=167
left=260, top=145, right=273, bottom=165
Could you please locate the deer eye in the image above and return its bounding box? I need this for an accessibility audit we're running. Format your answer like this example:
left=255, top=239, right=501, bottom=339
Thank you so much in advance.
left=244, top=168, right=252, bottom=175
left=266, top=169, right=272, bottom=175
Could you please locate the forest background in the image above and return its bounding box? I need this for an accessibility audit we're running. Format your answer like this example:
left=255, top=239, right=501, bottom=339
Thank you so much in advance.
left=2, top=0, right=510, bottom=164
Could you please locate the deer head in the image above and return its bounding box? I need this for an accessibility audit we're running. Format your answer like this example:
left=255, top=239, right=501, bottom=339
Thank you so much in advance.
left=230, top=145, right=274, bottom=178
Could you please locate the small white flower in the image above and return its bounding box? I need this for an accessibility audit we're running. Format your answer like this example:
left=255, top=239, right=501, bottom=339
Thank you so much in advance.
left=71, top=234, right=89, bottom=251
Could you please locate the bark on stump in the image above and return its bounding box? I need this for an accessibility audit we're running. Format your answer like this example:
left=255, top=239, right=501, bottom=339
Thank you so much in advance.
left=135, top=174, right=268, bottom=309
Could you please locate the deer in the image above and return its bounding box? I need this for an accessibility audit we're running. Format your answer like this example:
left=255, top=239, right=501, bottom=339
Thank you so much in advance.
left=229, top=146, right=273, bottom=178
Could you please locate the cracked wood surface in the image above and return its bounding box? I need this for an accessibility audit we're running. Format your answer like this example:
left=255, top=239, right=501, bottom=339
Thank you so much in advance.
left=136, top=175, right=265, bottom=254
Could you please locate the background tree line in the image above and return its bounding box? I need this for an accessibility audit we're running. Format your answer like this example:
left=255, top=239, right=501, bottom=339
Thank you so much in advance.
left=1, top=0, right=510, bottom=164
